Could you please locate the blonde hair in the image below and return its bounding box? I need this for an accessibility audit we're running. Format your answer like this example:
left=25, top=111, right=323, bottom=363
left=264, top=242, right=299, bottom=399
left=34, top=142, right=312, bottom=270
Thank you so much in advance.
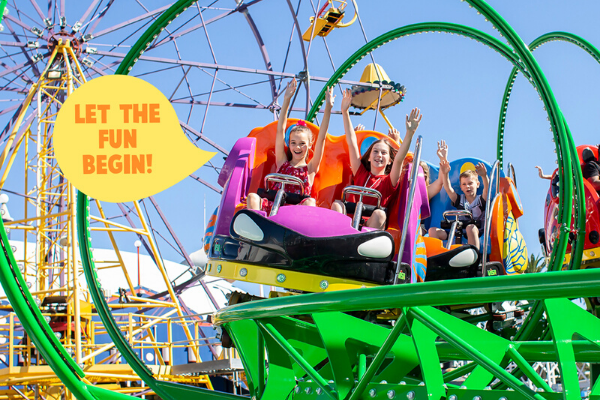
left=419, top=161, right=430, bottom=185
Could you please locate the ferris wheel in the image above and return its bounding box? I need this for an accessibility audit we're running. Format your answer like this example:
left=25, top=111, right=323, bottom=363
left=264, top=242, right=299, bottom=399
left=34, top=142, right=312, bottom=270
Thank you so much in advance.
left=0, top=0, right=377, bottom=398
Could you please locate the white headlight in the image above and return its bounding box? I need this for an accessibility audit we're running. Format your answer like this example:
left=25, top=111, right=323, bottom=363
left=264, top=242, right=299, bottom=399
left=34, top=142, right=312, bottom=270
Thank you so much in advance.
left=233, top=214, right=264, bottom=241
left=357, top=236, right=393, bottom=258
left=449, top=248, right=478, bottom=267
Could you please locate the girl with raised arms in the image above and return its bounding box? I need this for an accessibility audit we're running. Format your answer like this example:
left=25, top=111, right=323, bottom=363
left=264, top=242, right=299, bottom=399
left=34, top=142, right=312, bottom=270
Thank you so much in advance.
left=331, top=88, right=422, bottom=229
left=247, top=78, right=334, bottom=213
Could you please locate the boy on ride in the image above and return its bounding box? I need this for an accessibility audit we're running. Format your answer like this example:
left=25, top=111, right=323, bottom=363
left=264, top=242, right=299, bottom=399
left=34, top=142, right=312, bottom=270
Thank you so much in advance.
left=429, top=161, right=489, bottom=250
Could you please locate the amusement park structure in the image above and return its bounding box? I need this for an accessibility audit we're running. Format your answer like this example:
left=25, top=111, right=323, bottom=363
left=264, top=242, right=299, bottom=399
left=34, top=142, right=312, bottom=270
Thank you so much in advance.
left=0, top=1, right=599, bottom=400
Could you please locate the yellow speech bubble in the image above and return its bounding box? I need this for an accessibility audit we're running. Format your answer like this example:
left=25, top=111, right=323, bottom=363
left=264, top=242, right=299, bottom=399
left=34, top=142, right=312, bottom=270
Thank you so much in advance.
left=54, top=75, right=215, bottom=202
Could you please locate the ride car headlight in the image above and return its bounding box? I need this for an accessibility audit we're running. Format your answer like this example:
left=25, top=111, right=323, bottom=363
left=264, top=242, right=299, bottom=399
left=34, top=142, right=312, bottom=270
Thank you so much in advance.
left=449, top=248, right=478, bottom=267
left=357, top=236, right=393, bottom=258
left=233, top=213, right=264, bottom=241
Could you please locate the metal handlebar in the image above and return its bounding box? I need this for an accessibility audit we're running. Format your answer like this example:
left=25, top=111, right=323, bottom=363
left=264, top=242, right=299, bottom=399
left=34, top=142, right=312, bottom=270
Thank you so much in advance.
left=342, top=185, right=382, bottom=207
left=442, top=209, right=473, bottom=249
left=264, top=173, right=305, bottom=196
left=508, top=162, right=517, bottom=188
left=443, top=210, right=473, bottom=221
left=394, top=135, right=423, bottom=284
left=482, top=160, right=500, bottom=269
left=342, top=185, right=382, bottom=230
left=264, top=173, right=306, bottom=217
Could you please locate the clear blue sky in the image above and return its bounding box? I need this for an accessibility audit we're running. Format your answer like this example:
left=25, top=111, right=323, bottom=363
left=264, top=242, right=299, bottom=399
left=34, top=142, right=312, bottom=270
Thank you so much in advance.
left=3, top=0, right=600, bottom=267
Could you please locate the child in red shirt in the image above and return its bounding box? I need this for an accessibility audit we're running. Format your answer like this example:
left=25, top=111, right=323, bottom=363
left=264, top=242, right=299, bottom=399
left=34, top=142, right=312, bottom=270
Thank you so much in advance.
left=331, top=89, right=422, bottom=230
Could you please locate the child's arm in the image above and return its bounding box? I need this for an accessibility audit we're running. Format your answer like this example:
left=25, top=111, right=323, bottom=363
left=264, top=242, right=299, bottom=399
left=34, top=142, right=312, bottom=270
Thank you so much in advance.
left=535, top=166, right=552, bottom=180
left=426, top=139, right=448, bottom=199
left=477, top=162, right=490, bottom=202
left=275, top=78, right=297, bottom=169
left=390, top=108, right=422, bottom=186
left=308, top=86, right=335, bottom=175
left=341, top=89, right=362, bottom=175
left=427, top=175, right=443, bottom=200
left=440, top=159, right=458, bottom=204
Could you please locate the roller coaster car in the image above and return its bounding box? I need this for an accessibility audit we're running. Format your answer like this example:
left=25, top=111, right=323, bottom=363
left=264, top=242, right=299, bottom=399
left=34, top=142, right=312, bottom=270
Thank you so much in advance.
left=205, top=120, right=425, bottom=292
left=542, top=145, right=600, bottom=268
left=422, top=158, right=528, bottom=279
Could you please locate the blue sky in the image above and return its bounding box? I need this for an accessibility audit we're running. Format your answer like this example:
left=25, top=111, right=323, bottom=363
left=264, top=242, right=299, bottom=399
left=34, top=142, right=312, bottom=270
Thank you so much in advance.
left=3, top=0, right=600, bottom=269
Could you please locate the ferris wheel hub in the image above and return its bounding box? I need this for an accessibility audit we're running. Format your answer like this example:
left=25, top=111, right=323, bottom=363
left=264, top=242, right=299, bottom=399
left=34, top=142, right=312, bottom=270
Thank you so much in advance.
left=48, top=31, right=82, bottom=56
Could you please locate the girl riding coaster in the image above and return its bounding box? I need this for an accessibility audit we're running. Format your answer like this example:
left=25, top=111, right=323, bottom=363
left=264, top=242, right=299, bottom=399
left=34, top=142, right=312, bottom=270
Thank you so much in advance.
left=246, top=78, right=333, bottom=214
left=330, top=88, right=422, bottom=230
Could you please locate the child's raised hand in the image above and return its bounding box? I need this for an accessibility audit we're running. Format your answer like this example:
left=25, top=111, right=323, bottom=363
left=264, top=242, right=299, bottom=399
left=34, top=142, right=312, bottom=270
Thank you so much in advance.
left=387, top=128, right=400, bottom=143
left=284, top=78, right=297, bottom=101
left=354, top=124, right=365, bottom=131
left=436, top=140, right=448, bottom=161
left=440, top=159, right=451, bottom=174
left=475, top=162, right=487, bottom=177
left=325, top=86, right=335, bottom=108
left=341, top=88, right=352, bottom=112
left=405, top=107, right=422, bottom=134
left=535, top=166, right=545, bottom=178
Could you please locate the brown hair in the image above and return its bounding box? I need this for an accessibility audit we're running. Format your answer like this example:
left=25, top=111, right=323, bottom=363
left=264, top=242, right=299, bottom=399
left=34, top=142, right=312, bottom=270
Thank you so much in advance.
left=420, top=161, right=430, bottom=185
left=360, top=139, right=398, bottom=175
left=286, top=125, right=314, bottom=161
left=459, top=170, right=478, bottom=181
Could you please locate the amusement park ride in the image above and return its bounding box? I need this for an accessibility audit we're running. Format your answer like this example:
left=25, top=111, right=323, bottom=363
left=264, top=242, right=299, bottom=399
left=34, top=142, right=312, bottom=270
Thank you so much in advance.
left=0, top=1, right=599, bottom=400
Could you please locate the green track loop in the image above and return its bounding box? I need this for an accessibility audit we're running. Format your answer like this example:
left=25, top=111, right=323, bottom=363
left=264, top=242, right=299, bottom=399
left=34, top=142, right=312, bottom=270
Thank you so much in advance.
left=496, top=31, right=599, bottom=271
left=0, top=220, right=132, bottom=400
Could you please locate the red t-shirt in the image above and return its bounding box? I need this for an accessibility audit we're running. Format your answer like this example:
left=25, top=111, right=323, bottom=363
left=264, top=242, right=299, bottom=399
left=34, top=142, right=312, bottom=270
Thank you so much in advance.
left=347, top=164, right=400, bottom=208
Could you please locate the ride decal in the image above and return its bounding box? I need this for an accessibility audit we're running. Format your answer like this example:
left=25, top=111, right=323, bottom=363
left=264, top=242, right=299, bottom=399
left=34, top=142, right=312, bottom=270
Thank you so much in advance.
left=54, top=75, right=215, bottom=202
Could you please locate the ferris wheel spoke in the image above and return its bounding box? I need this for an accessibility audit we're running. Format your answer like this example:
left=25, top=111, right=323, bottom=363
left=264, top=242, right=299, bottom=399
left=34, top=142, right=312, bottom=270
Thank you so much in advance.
left=77, top=0, right=104, bottom=34
left=90, top=19, right=155, bottom=66
left=85, top=0, right=117, bottom=37
left=277, top=0, right=303, bottom=96
left=168, top=66, right=192, bottom=102
left=26, top=0, right=47, bottom=21
left=192, top=69, right=271, bottom=107
left=4, top=14, right=34, bottom=33
left=180, top=121, right=228, bottom=154
left=194, top=4, right=217, bottom=64
left=6, top=6, right=44, bottom=30
left=92, top=4, right=173, bottom=40
left=189, top=174, right=222, bottom=194
left=134, top=64, right=179, bottom=78
left=172, top=98, right=272, bottom=110
left=0, top=105, right=21, bottom=118
left=147, top=196, right=195, bottom=268
left=0, top=110, right=34, bottom=142
left=151, top=3, right=251, bottom=51
left=84, top=62, right=109, bottom=77
left=96, top=50, right=299, bottom=80
left=1, top=22, right=41, bottom=78
left=0, top=41, right=28, bottom=48
left=0, top=58, right=40, bottom=80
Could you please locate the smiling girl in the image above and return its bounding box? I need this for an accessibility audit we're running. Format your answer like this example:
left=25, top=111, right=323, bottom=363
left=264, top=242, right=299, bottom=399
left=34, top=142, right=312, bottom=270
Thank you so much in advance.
left=247, top=78, right=334, bottom=214
left=331, top=89, right=422, bottom=230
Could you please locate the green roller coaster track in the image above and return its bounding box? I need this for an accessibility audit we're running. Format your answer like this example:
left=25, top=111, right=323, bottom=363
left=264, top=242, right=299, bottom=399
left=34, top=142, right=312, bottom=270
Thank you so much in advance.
left=0, top=0, right=598, bottom=399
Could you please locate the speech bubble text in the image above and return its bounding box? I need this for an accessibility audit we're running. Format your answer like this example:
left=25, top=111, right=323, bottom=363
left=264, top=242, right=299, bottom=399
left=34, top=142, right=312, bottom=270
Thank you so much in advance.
left=54, top=75, right=216, bottom=202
